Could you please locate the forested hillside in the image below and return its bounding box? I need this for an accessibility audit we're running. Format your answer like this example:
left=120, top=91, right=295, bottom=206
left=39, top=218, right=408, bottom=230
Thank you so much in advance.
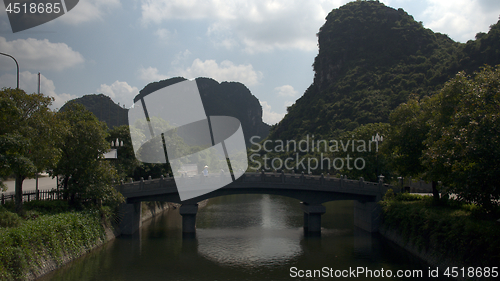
left=61, top=78, right=270, bottom=146
left=270, top=0, right=500, bottom=140
left=138, top=77, right=270, bottom=147
left=59, top=94, right=128, bottom=130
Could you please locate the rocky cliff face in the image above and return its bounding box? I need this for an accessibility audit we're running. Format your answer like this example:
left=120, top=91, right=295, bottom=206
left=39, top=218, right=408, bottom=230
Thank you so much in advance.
left=313, top=3, right=436, bottom=92
left=59, top=94, right=128, bottom=129
left=61, top=77, right=270, bottom=146
left=138, top=77, right=270, bottom=147
left=269, top=0, right=499, bottom=140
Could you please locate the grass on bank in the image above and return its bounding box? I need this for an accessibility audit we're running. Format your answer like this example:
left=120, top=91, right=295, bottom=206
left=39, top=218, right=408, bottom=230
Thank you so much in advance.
left=0, top=200, right=110, bottom=281
left=380, top=190, right=500, bottom=268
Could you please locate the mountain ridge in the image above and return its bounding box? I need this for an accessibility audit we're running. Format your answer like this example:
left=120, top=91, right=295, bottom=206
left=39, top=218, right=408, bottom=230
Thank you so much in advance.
left=269, top=0, right=500, bottom=140
left=60, top=77, right=270, bottom=147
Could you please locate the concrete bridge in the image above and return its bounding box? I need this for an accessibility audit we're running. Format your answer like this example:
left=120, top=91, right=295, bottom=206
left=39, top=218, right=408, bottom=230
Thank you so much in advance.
left=116, top=171, right=393, bottom=235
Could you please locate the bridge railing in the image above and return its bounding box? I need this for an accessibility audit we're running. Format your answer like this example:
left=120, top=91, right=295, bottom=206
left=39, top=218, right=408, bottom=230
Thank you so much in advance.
left=116, top=171, right=394, bottom=197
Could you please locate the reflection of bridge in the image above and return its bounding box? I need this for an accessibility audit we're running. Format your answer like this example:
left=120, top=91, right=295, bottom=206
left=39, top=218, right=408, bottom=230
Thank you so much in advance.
left=116, top=171, right=393, bottom=235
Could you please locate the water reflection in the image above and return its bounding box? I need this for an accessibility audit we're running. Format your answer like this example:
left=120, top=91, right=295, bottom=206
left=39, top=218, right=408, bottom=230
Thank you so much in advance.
left=196, top=194, right=303, bottom=268
left=39, top=194, right=440, bottom=281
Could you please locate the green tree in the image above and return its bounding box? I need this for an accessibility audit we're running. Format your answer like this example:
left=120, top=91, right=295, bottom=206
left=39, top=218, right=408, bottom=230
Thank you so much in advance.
left=334, top=123, right=391, bottom=182
left=106, top=125, right=141, bottom=180
left=423, top=66, right=500, bottom=211
left=386, top=95, right=442, bottom=199
left=53, top=103, right=123, bottom=208
left=0, top=96, right=20, bottom=190
left=0, top=88, right=59, bottom=213
left=387, top=96, right=429, bottom=178
left=129, top=116, right=175, bottom=180
left=0, top=134, right=32, bottom=192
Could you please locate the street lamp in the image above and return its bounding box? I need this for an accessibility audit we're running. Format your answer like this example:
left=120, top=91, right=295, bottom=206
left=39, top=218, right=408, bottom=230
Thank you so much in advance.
left=0, top=52, right=19, bottom=89
left=111, top=138, right=123, bottom=147
left=371, top=133, right=384, bottom=180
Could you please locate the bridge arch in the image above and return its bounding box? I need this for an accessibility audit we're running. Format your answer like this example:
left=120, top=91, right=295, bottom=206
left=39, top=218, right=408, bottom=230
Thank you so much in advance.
left=116, top=172, right=392, bottom=236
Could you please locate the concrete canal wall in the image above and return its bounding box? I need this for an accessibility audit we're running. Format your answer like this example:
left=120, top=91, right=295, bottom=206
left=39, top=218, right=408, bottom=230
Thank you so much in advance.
left=33, top=203, right=171, bottom=281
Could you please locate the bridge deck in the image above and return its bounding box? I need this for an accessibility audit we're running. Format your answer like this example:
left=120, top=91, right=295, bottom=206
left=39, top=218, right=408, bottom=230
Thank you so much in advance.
left=116, top=172, right=392, bottom=205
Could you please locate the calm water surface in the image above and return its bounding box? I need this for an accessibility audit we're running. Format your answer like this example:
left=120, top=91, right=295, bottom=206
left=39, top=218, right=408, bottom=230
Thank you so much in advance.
left=39, top=195, right=437, bottom=280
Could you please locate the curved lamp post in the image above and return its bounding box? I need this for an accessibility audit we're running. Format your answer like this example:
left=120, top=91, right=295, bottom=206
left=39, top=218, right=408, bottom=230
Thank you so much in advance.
left=372, top=133, right=384, bottom=180
left=0, top=52, right=19, bottom=89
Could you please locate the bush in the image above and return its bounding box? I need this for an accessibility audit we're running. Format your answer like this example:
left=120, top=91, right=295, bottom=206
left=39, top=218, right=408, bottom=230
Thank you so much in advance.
left=396, top=192, right=424, bottom=201
left=0, top=211, right=106, bottom=280
left=24, top=200, right=70, bottom=214
left=1, top=201, right=15, bottom=212
left=380, top=197, right=500, bottom=267
left=383, top=188, right=395, bottom=201
left=0, top=207, right=21, bottom=228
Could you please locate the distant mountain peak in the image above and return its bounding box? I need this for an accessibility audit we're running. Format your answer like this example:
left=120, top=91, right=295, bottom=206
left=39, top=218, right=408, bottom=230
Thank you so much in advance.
left=61, top=77, right=270, bottom=146
left=59, top=93, right=128, bottom=130
left=138, top=77, right=270, bottom=147
left=269, top=1, right=500, bottom=140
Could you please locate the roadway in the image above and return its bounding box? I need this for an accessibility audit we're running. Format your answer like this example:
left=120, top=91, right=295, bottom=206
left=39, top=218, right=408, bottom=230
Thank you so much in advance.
left=1, top=174, right=57, bottom=194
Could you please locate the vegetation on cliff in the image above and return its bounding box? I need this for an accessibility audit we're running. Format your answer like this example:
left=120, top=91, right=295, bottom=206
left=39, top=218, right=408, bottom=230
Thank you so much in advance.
left=64, top=77, right=270, bottom=148
left=270, top=0, right=500, bottom=140
left=139, top=77, right=270, bottom=147
left=256, top=1, right=500, bottom=212
left=59, top=94, right=128, bottom=130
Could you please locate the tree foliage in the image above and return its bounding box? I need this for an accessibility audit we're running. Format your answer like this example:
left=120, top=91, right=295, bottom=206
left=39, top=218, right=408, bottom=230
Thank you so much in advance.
left=106, top=125, right=141, bottom=181
left=0, top=88, right=59, bottom=213
left=422, top=66, right=500, bottom=210
left=333, top=122, right=391, bottom=182
left=386, top=96, right=430, bottom=178
left=388, top=66, right=500, bottom=210
left=52, top=103, right=124, bottom=208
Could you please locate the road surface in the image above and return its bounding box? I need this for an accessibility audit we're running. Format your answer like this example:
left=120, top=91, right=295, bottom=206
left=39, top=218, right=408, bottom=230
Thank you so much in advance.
left=1, top=176, right=57, bottom=194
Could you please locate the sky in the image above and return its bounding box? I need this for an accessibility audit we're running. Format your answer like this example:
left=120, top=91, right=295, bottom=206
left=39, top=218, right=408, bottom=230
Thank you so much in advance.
left=1, top=0, right=499, bottom=125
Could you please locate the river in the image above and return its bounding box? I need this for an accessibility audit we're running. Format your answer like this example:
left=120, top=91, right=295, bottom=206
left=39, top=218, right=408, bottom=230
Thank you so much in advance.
left=39, top=194, right=440, bottom=280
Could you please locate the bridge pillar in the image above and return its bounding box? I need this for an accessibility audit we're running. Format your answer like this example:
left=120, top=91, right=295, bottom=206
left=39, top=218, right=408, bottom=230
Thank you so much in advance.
left=119, top=202, right=142, bottom=235
left=353, top=201, right=381, bottom=232
left=179, top=204, right=198, bottom=234
left=301, top=202, right=326, bottom=234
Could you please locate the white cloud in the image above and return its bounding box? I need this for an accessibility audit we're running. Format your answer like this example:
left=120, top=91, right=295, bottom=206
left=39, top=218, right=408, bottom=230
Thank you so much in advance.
left=383, top=0, right=500, bottom=42
left=260, top=100, right=284, bottom=125
left=0, top=37, right=84, bottom=71
left=139, top=58, right=261, bottom=85
left=59, top=0, right=121, bottom=25
left=0, top=71, right=77, bottom=110
left=141, top=0, right=500, bottom=52
left=284, top=100, right=294, bottom=108
left=97, top=80, right=139, bottom=107
left=155, top=28, right=177, bottom=43
left=206, top=22, right=240, bottom=50
left=171, top=49, right=192, bottom=66
left=141, top=0, right=346, bottom=53
left=138, top=66, right=170, bottom=81
left=175, top=59, right=263, bottom=85
left=140, top=0, right=226, bottom=24
left=275, top=85, right=298, bottom=97
left=52, top=92, right=79, bottom=110
left=420, top=0, right=497, bottom=42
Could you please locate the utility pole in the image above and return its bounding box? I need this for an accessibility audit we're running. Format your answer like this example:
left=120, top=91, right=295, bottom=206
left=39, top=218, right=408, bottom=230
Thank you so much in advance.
left=0, top=52, right=20, bottom=89
left=36, top=72, right=40, bottom=199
